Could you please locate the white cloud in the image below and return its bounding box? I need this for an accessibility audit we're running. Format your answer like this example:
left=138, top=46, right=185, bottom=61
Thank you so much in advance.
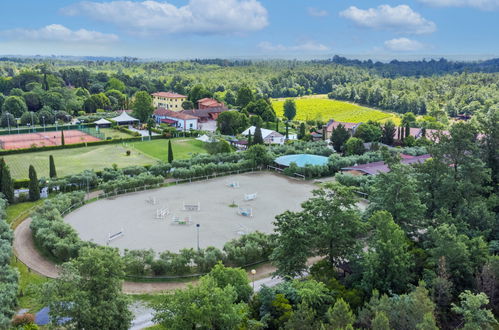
left=0, top=24, right=118, bottom=43
left=340, top=4, right=437, bottom=34
left=308, top=7, right=328, bottom=17
left=418, top=0, right=499, bottom=10
left=258, top=41, right=330, bottom=52
left=61, top=0, right=268, bottom=35
left=384, top=38, right=425, bottom=51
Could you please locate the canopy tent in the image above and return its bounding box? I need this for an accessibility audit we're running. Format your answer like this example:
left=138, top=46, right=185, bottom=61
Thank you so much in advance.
left=111, top=111, right=139, bottom=125
left=94, top=118, right=112, bottom=127
left=195, top=134, right=215, bottom=143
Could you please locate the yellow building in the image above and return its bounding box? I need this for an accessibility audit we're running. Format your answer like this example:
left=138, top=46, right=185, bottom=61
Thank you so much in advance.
left=151, top=92, right=187, bottom=110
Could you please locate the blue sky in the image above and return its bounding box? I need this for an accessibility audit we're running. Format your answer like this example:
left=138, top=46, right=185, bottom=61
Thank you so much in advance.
left=0, top=0, right=498, bottom=60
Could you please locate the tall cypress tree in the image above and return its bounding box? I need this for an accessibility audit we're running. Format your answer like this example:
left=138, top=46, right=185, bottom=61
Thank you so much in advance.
left=285, top=122, right=289, bottom=139
left=253, top=126, right=264, bottom=145
left=167, top=140, right=174, bottom=163
left=247, top=131, right=252, bottom=147
left=61, top=130, right=65, bottom=146
left=1, top=165, right=14, bottom=203
left=405, top=123, right=411, bottom=138
left=0, top=157, right=5, bottom=192
left=28, top=165, right=40, bottom=201
left=49, top=155, right=57, bottom=178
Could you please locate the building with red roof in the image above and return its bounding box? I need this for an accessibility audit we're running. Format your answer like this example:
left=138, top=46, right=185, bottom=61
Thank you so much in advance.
left=153, top=108, right=198, bottom=131
left=197, top=98, right=225, bottom=109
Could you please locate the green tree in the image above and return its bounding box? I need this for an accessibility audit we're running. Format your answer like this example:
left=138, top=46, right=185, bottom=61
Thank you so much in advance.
left=20, top=111, right=39, bottom=126
left=331, top=124, right=350, bottom=153
left=344, top=137, right=365, bottom=156
left=181, top=100, right=194, bottom=109
left=451, top=291, right=497, bottom=330
left=368, top=163, right=426, bottom=234
left=247, top=130, right=252, bottom=147
left=106, top=77, right=125, bottom=92
left=206, top=262, right=252, bottom=302
left=253, top=125, right=264, bottom=145
left=298, top=123, right=306, bottom=139
left=154, top=276, right=247, bottom=330
left=42, top=247, right=133, bottom=330
left=49, top=155, right=57, bottom=178
left=361, top=211, right=413, bottom=294
left=28, top=165, right=40, bottom=201
left=416, top=313, right=439, bottom=330
left=272, top=183, right=364, bottom=277
left=327, top=298, right=355, bottom=329
left=372, top=312, right=391, bottom=330
left=1, top=95, right=27, bottom=117
left=284, top=303, right=320, bottom=330
left=1, top=164, right=14, bottom=203
left=0, top=112, right=15, bottom=129
left=283, top=99, right=296, bottom=121
left=245, top=144, right=272, bottom=168
left=188, top=84, right=211, bottom=102
left=132, top=91, right=154, bottom=122
left=355, top=121, right=382, bottom=142
left=236, top=85, right=254, bottom=108
left=216, top=111, right=249, bottom=135
left=167, top=140, right=174, bottom=163
left=381, top=120, right=396, bottom=145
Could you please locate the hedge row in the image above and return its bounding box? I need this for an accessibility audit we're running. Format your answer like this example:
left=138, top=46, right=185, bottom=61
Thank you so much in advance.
left=100, top=172, right=164, bottom=193
left=171, top=160, right=256, bottom=179
left=116, top=126, right=141, bottom=137
left=123, top=232, right=275, bottom=277
left=0, top=198, right=19, bottom=328
left=30, top=192, right=89, bottom=262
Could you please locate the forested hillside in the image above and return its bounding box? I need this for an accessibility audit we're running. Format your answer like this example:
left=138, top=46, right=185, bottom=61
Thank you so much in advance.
left=0, top=57, right=498, bottom=122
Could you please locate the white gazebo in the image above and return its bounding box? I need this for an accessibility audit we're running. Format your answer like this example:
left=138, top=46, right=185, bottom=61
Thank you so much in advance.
left=111, top=111, right=139, bottom=126
left=94, top=118, right=112, bottom=128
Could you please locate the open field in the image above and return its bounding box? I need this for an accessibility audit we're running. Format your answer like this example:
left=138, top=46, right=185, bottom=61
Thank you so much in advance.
left=98, top=127, right=135, bottom=139
left=64, top=172, right=316, bottom=253
left=272, top=95, right=401, bottom=124
left=3, top=144, right=157, bottom=179
left=131, top=138, right=208, bottom=162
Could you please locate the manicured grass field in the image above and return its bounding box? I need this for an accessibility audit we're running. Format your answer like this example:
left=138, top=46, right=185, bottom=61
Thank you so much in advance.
left=272, top=95, right=401, bottom=124
left=99, top=127, right=135, bottom=139
left=3, top=144, right=157, bottom=179
left=131, top=138, right=207, bottom=162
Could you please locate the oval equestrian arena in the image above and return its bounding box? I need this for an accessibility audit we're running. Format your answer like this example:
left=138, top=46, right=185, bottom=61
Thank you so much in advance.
left=64, top=172, right=316, bottom=253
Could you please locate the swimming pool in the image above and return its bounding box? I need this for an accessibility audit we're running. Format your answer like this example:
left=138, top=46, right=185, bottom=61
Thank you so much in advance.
left=274, top=154, right=329, bottom=167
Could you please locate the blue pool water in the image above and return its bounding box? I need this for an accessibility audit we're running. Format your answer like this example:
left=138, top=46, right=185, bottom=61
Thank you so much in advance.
left=274, top=154, right=329, bottom=167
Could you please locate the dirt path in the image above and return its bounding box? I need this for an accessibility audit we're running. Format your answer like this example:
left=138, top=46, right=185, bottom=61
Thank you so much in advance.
left=13, top=218, right=60, bottom=278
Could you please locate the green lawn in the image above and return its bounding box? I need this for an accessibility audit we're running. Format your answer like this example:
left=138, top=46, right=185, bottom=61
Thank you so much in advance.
left=131, top=138, right=207, bottom=162
left=99, top=127, right=135, bottom=139
left=11, top=258, right=50, bottom=312
left=6, top=200, right=44, bottom=227
left=3, top=144, right=157, bottom=180
left=272, top=95, right=401, bottom=125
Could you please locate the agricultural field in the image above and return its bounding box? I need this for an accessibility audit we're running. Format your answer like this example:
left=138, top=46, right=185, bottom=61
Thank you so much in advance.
left=131, top=138, right=207, bottom=162
left=272, top=95, right=401, bottom=124
left=3, top=144, right=157, bottom=180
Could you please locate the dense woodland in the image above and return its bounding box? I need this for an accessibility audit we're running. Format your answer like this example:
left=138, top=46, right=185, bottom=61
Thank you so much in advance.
left=0, top=57, right=498, bottom=127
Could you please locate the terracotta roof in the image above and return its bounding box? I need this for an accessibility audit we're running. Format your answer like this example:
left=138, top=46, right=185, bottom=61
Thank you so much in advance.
left=326, top=120, right=360, bottom=132
left=152, top=92, right=187, bottom=98
left=183, top=107, right=228, bottom=118
left=341, top=154, right=431, bottom=175
left=197, top=98, right=224, bottom=107
left=154, top=108, right=197, bottom=120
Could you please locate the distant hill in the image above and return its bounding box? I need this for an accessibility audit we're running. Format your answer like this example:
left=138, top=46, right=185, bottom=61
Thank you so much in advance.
left=321, top=55, right=499, bottom=77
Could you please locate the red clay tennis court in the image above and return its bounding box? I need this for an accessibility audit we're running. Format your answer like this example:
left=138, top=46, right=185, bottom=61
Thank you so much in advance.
left=0, top=130, right=101, bottom=150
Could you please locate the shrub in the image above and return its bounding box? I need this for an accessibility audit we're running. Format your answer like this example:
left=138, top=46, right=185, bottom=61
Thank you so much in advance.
left=126, top=150, right=131, bottom=156
left=11, top=313, right=35, bottom=327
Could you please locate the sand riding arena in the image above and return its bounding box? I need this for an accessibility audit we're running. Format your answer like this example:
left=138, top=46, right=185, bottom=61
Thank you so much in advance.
left=64, top=172, right=316, bottom=253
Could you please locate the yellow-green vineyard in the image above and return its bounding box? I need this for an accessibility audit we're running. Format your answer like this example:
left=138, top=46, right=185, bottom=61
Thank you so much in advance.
left=272, top=96, right=401, bottom=125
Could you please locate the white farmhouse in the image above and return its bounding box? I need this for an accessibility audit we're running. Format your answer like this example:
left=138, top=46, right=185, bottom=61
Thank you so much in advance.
left=241, top=126, right=285, bottom=145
